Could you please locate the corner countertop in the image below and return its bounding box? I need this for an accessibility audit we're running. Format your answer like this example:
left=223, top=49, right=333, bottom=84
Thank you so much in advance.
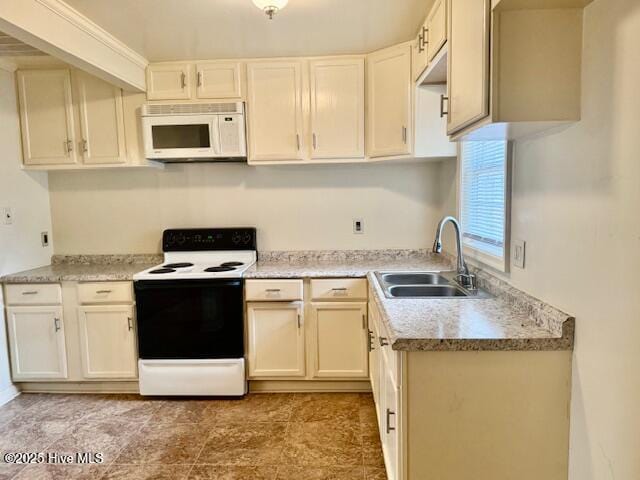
left=0, top=251, right=574, bottom=352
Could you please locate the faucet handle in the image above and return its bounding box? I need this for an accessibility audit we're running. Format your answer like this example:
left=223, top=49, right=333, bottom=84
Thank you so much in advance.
left=456, top=273, right=477, bottom=291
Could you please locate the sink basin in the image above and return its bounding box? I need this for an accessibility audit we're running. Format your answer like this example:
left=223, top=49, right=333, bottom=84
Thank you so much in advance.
left=388, top=285, right=469, bottom=298
left=381, top=273, right=449, bottom=285
left=374, top=271, right=491, bottom=299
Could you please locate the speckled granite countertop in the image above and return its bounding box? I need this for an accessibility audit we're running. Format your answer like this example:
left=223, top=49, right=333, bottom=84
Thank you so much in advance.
left=0, top=254, right=162, bottom=283
left=0, top=250, right=574, bottom=352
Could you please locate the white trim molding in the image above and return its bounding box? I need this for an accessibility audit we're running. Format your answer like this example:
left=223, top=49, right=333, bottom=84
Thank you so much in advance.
left=0, top=58, right=17, bottom=72
left=0, top=384, right=20, bottom=407
left=0, top=0, right=148, bottom=91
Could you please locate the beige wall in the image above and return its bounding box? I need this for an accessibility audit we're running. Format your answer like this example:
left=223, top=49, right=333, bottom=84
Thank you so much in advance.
left=0, top=68, right=53, bottom=400
left=48, top=161, right=451, bottom=254
left=442, top=1, right=640, bottom=477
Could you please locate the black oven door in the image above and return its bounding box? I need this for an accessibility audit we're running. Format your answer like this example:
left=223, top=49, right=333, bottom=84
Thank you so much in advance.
left=134, top=279, right=244, bottom=360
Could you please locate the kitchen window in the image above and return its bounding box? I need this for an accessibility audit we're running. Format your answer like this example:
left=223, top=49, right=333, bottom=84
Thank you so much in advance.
left=459, top=140, right=511, bottom=272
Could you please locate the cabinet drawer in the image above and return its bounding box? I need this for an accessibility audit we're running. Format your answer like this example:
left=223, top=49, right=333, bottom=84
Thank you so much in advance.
left=310, top=278, right=368, bottom=300
left=77, top=282, right=133, bottom=304
left=5, top=284, right=62, bottom=305
left=245, top=280, right=303, bottom=301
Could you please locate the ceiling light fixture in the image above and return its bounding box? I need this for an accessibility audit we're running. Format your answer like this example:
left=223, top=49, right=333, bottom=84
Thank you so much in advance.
left=252, top=0, right=288, bottom=19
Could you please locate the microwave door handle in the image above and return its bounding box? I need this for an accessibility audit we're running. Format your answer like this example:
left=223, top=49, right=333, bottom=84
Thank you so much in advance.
left=211, top=118, right=221, bottom=155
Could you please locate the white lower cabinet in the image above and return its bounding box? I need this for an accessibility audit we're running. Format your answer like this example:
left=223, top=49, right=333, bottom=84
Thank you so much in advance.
left=247, top=301, right=306, bottom=378
left=309, top=302, right=368, bottom=378
left=77, top=305, right=137, bottom=379
left=381, top=355, right=400, bottom=480
left=6, top=306, right=68, bottom=380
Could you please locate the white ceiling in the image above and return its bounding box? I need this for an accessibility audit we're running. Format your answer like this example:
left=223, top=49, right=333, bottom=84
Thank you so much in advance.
left=63, top=0, right=433, bottom=62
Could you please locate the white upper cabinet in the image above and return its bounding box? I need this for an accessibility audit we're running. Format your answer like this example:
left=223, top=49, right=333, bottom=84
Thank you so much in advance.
left=367, top=44, right=412, bottom=158
left=446, top=0, right=491, bottom=135
left=246, top=61, right=304, bottom=162
left=146, top=62, right=192, bottom=100
left=196, top=61, right=242, bottom=99
left=426, top=0, right=447, bottom=64
left=74, top=71, right=127, bottom=165
left=17, top=69, right=77, bottom=166
left=309, top=58, right=365, bottom=159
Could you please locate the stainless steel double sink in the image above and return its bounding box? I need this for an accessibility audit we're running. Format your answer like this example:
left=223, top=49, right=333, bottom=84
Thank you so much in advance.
left=375, top=272, right=491, bottom=299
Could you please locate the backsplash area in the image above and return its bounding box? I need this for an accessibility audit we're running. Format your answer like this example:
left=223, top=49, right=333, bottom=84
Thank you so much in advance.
left=47, top=161, right=456, bottom=254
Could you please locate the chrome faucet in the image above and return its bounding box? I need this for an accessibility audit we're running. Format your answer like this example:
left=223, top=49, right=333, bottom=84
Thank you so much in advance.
left=432, top=216, right=477, bottom=291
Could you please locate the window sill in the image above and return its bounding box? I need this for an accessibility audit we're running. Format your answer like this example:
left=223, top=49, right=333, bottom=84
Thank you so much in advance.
left=462, top=243, right=509, bottom=273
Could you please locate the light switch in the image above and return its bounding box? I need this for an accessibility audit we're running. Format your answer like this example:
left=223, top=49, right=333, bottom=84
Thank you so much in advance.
left=353, top=219, right=364, bottom=234
left=512, top=239, right=526, bottom=269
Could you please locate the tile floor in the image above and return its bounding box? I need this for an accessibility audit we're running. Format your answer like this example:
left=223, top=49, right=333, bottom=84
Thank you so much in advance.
left=0, top=392, right=387, bottom=480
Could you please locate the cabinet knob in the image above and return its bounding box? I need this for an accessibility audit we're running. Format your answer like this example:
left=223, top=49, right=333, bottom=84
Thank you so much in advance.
left=379, top=336, right=389, bottom=347
left=180, top=72, right=186, bottom=89
left=127, top=317, right=133, bottom=331
left=197, top=71, right=203, bottom=87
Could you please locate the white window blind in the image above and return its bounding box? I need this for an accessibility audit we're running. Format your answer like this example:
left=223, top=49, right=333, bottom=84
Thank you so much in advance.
left=460, top=141, right=508, bottom=259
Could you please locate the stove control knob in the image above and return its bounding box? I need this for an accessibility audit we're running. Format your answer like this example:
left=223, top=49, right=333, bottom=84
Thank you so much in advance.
left=176, top=234, right=186, bottom=245
left=243, top=233, right=252, bottom=244
left=232, top=232, right=242, bottom=244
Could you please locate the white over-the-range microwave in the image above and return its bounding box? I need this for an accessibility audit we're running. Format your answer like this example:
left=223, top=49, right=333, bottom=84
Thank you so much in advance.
left=141, top=102, right=247, bottom=162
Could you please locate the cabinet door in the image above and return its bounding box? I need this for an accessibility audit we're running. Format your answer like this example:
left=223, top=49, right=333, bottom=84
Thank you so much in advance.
left=367, top=44, right=412, bottom=158
left=426, top=0, right=447, bottom=63
left=77, top=305, right=137, bottom=379
left=6, top=306, right=68, bottom=380
left=196, top=61, right=242, bottom=99
left=368, top=304, right=381, bottom=409
left=146, top=63, right=192, bottom=100
left=16, top=69, right=77, bottom=166
left=412, top=24, right=429, bottom=81
left=309, top=58, right=365, bottom=159
left=246, top=61, right=304, bottom=162
left=447, top=0, right=491, bottom=134
left=74, top=71, right=127, bottom=165
left=247, top=302, right=305, bottom=377
left=310, top=302, right=368, bottom=378
left=382, top=357, right=400, bottom=480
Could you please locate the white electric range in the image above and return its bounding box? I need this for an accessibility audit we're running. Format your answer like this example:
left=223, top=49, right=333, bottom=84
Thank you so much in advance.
left=133, top=228, right=256, bottom=396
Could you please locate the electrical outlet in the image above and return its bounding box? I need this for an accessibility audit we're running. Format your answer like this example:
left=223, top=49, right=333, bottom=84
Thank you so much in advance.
left=353, top=219, right=364, bottom=234
left=2, top=207, right=13, bottom=225
left=512, top=239, right=526, bottom=269
left=41, top=231, right=49, bottom=247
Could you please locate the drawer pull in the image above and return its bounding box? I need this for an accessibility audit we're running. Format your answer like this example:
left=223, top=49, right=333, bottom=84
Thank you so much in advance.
left=331, top=287, right=348, bottom=296
left=95, top=290, right=112, bottom=294
left=362, top=313, right=366, bottom=329
left=297, top=313, right=302, bottom=329
left=265, top=289, right=281, bottom=292
left=379, top=336, right=389, bottom=347
left=386, top=408, right=396, bottom=434
left=21, top=290, right=39, bottom=295
left=127, top=317, right=133, bottom=331
left=54, top=317, right=61, bottom=332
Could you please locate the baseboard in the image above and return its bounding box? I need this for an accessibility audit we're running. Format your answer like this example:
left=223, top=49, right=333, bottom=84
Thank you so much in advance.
left=17, top=381, right=139, bottom=394
left=0, top=384, right=20, bottom=406
left=249, top=380, right=372, bottom=393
